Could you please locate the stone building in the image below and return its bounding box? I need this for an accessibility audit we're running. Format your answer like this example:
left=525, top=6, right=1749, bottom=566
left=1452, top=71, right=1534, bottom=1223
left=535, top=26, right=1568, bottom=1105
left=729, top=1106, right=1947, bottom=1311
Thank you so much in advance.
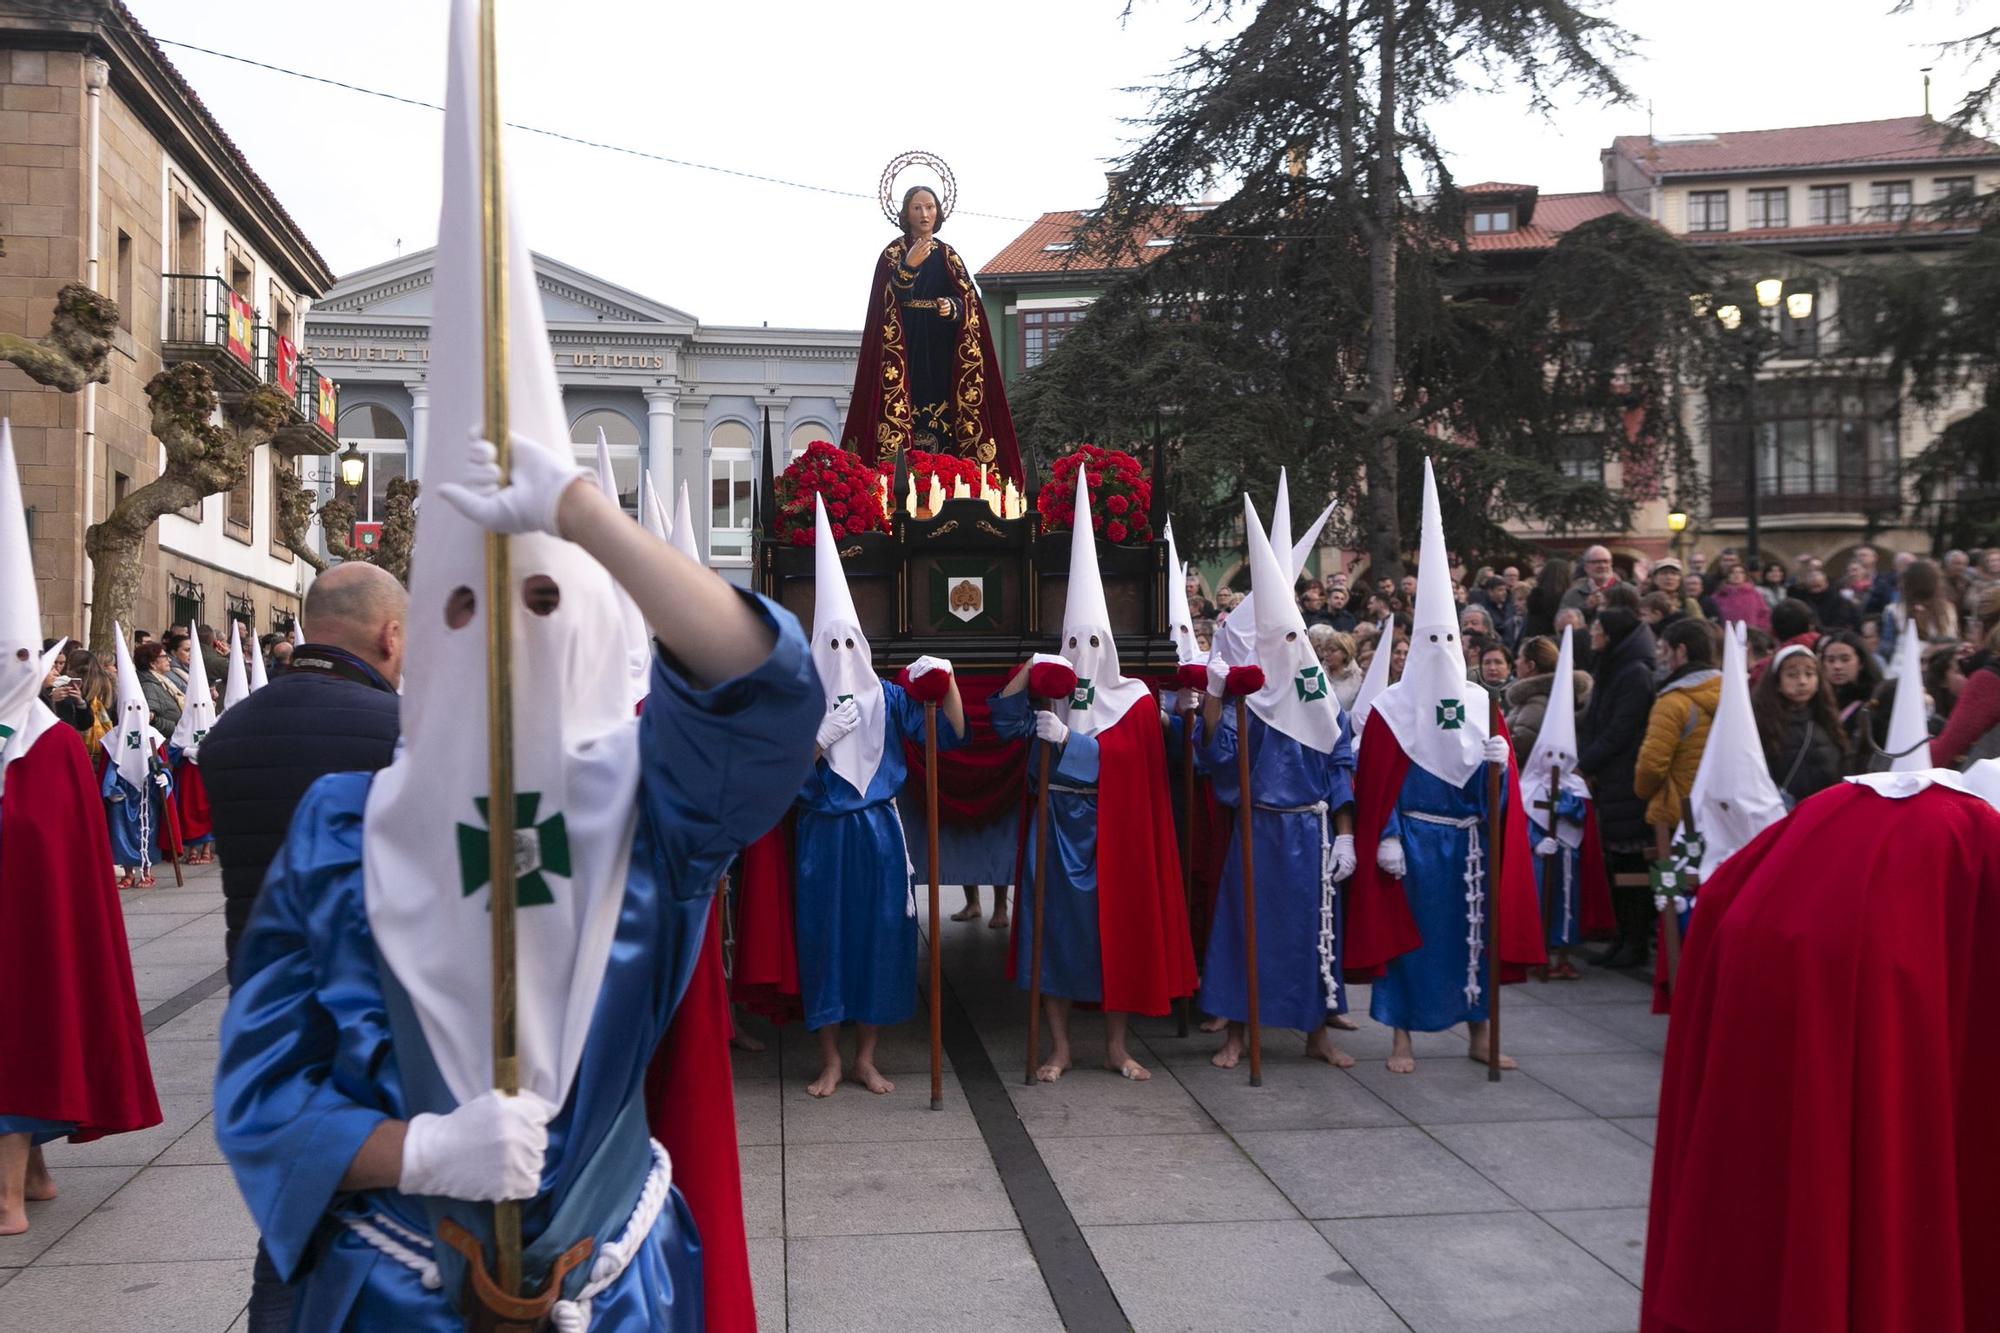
left=1, top=0, right=337, bottom=642
left=303, top=249, right=860, bottom=584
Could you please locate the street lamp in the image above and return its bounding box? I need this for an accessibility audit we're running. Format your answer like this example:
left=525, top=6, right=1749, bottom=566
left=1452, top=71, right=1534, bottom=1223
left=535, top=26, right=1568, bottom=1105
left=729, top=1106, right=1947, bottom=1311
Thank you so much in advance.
left=1703, top=276, right=1813, bottom=566
left=1667, top=508, right=1689, bottom=564
left=337, top=442, right=366, bottom=492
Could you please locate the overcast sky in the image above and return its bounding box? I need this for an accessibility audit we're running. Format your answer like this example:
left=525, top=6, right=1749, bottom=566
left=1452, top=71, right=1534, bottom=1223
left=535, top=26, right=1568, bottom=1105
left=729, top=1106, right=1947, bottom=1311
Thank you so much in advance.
left=127, top=0, right=1988, bottom=330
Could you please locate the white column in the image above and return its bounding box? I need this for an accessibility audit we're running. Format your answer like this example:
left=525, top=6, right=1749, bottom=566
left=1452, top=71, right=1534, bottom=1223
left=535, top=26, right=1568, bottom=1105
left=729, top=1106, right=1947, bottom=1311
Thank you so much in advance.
left=407, top=381, right=430, bottom=480
left=644, top=389, right=677, bottom=509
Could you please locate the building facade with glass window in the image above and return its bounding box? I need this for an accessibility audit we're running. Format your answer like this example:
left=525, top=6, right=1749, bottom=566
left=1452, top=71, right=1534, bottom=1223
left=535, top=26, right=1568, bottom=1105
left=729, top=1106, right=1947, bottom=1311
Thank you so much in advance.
left=1, top=1, right=338, bottom=643
left=302, top=249, right=860, bottom=583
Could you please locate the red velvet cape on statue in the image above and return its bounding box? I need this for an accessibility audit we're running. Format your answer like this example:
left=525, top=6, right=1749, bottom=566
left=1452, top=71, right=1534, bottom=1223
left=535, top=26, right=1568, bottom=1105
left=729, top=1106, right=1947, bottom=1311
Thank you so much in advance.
left=1345, top=710, right=1545, bottom=982
left=1642, top=780, right=2000, bottom=1333
left=0, top=726, right=160, bottom=1141
left=1007, top=702, right=1199, bottom=1016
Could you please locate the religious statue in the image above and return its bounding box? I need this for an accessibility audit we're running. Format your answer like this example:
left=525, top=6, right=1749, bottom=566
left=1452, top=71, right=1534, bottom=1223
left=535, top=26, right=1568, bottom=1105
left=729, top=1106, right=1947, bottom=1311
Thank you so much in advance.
left=841, top=151, right=1024, bottom=483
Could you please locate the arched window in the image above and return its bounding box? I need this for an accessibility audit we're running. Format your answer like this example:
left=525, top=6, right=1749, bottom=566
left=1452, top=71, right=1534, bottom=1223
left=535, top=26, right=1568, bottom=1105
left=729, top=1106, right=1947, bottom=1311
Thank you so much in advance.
left=336, top=402, right=409, bottom=523
left=708, top=420, right=755, bottom=565
left=787, top=422, right=830, bottom=463
left=569, top=408, right=642, bottom=516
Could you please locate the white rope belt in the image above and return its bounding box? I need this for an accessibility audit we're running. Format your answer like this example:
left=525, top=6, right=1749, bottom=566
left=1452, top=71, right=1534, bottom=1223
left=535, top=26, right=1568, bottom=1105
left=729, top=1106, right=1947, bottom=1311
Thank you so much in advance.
left=1254, top=800, right=1339, bottom=1008
left=342, top=1138, right=674, bottom=1332
left=1560, top=844, right=1574, bottom=939
left=1405, top=810, right=1486, bottom=1006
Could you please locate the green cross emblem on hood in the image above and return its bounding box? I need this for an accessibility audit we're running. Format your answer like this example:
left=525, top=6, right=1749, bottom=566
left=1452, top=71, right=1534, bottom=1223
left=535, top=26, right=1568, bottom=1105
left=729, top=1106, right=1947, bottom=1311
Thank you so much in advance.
left=1070, top=679, right=1096, bottom=710
left=0, top=722, right=14, bottom=741
left=1435, top=699, right=1466, bottom=730
left=123, top=729, right=142, bottom=749
left=456, top=792, right=570, bottom=909
left=1294, top=665, right=1328, bottom=702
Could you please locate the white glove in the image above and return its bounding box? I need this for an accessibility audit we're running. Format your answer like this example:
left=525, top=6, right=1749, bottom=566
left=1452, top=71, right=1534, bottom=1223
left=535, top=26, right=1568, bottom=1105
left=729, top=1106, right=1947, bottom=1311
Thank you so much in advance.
left=1482, top=735, right=1509, bottom=765
left=1535, top=836, right=1560, bottom=857
left=815, top=699, right=861, bottom=750
left=1158, top=687, right=1178, bottom=714
left=153, top=772, right=170, bottom=789
left=435, top=432, right=591, bottom=538
left=400, top=1089, right=554, bottom=1203
left=909, top=655, right=952, bottom=680
left=1330, top=834, right=1356, bottom=882
left=1033, top=710, right=1069, bottom=746
left=1377, top=838, right=1406, bottom=879
left=1206, top=657, right=1230, bottom=698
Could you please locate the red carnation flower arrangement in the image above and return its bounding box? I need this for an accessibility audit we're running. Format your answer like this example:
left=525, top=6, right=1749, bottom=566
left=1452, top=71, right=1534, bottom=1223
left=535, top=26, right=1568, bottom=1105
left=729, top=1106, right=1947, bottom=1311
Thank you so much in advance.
left=775, top=441, right=891, bottom=547
left=875, top=450, right=1004, bottom=511
left=1036, top=444, right=1153, bottom=546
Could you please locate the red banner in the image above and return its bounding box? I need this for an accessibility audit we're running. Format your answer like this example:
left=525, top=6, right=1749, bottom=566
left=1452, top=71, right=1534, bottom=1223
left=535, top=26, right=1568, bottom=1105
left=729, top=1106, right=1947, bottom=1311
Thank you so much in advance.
left=353, top=521, right=381, bottom=550
left=274, top=335, right=298, bottom=396
left=226, top=292, right=254, bottom=366
left=315, top=373, right=337, bottom=435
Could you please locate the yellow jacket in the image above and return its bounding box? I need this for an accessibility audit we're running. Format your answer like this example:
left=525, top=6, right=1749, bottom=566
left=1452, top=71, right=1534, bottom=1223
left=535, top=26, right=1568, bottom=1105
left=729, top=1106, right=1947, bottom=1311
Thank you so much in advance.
left=1634, top=668, right=1722, bottom=831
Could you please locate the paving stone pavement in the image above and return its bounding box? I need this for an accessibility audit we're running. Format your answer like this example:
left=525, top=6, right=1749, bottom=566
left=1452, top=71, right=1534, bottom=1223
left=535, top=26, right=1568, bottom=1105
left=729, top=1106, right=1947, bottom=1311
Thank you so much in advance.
left=2, top=867, right=1661, bottom=1330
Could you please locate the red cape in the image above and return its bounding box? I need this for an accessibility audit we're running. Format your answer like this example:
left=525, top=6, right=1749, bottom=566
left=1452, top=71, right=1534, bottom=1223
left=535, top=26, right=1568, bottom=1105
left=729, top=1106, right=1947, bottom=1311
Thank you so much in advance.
left=645, top=904, right=755, bottom=1333
left=1347, top=711, right=1545, bottom=982
left=171, top=757, right=213, bottom=842
left=1008, top=702, right=1198, bottom=1016
left=1643, top=782, right=2000, bottom=1332
left=838, top=238, right=1024, bottom=484
left=0, top=726, right=160, bottom=1141
left=728, top=818, right=802, bottom=1025
left=1575, top=800, right=1615, bottom=939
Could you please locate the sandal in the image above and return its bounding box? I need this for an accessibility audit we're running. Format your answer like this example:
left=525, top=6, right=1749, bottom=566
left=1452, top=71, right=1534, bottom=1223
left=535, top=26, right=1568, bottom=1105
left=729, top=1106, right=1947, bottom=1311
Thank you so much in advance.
left=1550, top=959, right=1581, bottom=980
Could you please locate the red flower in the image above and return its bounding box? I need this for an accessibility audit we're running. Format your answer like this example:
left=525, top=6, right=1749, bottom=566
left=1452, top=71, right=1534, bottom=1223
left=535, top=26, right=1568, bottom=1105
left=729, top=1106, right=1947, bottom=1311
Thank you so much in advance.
left=1106, top=494, right=1129, bottom=515
left=789, top=529, right=811, bottom=548
left=829, top=502, right=848, bottom=518
left=1106, top=521, right=1128, bottom=543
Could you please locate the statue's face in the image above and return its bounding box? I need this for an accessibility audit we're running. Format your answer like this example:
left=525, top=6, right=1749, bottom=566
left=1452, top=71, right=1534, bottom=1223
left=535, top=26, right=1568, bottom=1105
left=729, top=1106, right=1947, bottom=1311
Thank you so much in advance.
left=906, top=190, right=939, bottom=235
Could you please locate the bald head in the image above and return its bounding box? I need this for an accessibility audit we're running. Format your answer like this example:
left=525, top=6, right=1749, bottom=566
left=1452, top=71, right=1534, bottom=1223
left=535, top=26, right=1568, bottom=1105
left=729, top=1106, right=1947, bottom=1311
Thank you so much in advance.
left=303, top=562, right=408, bottom=686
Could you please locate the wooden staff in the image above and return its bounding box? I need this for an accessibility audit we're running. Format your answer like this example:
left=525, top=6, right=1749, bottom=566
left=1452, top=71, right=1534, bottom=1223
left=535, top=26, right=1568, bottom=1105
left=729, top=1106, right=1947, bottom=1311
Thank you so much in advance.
left=1177, top=693, right=1196, bottom=1038
left=1484, top=749, right=1506, bottom=1083
left=1235, top=695, right=1262, bottom=1087
left=1025, top=728, right=1053, bottom=1087
left=925, top=701, right=943, bottom=1111
left=475, top=0, right=524, bottom=1294
left=160, top=762, right=184, bottom=888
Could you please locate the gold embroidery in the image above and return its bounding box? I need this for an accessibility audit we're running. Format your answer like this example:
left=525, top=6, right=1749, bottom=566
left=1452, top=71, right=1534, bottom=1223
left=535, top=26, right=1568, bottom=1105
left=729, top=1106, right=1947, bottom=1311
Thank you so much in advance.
left=927, top=520, right=960, bottom=537
left=976, top=520, right=1006, bottom=539
left=975, top=439, right=997, bottom=463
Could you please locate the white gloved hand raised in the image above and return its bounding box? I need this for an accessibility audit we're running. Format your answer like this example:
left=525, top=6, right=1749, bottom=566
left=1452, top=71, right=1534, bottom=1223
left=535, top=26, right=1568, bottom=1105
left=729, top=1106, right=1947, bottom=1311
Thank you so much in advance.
left=815, top=698, right=861, bottom=750
left=908, top=655, right=952, bottom=680
left=153, top=772, right=170, bottom=789
left=1033, top=710, right=1069, bottom=746
left=1205, top=657, right=1230, bottom=698
left=1535, top=836, right=1560, bottom=857
left=435, top=431, right=591, bottom=538
left=1482, top=735, right=1509, bottom=765
left=400, top=1089, right=554, bottom=1203
left=1330, top=833, right=1357, bottom=882
left=1376, top=838, right=1407, bottom=879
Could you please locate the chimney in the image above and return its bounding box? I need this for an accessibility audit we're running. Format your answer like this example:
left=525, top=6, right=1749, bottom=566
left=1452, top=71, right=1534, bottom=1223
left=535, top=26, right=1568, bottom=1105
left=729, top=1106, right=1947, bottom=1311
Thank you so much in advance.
left=1104, top=170, right=1129, bottom=207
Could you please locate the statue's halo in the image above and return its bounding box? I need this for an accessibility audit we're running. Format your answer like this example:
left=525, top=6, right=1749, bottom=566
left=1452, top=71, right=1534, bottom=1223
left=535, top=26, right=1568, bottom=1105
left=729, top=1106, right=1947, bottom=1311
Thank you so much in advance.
left=879, top=150, right=958, bottom=229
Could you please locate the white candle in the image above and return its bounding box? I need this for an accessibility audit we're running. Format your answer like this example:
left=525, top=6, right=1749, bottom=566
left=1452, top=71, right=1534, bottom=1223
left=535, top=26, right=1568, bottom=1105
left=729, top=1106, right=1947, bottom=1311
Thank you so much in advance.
left=906, top=472, right=918, bottom=516
left=928, top=474, right=945, bottom=513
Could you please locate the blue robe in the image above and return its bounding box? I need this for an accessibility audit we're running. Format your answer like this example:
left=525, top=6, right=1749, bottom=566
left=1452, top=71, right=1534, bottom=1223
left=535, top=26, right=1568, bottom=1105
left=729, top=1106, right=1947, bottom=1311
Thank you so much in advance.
left=794, top=683, right=962, bottom=1029
left=992, top=691, right=1105, bottom=1002
left=215, top=608, right=818, bottom=1331
left=1198, top=709, right=1356, bottom=1030
left=1529, top=791, right=1589, bottom=947
left=1369, top=763, right=1507, bottom=1033
left=100, top=750, right=170, bottom=869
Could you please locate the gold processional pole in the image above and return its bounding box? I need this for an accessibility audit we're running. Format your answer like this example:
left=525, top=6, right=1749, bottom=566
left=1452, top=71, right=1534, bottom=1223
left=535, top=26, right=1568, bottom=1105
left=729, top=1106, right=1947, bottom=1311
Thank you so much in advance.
left=477, top=0, right=523, bottom=1298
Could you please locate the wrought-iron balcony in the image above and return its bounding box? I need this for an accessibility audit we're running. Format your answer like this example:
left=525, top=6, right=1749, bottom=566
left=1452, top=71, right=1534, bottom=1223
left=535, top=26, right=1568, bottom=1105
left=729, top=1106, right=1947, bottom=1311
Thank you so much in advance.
left=162, top=274, right=264, bottom=396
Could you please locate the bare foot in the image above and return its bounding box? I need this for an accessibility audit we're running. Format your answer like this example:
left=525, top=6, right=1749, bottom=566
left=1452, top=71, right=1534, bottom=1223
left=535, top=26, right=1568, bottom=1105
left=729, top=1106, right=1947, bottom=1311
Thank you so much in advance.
left=1387, top=1030, right=1416, bottom=1074
left=1326, top=1013, right=1360, bottom=1031
left=989, top=908, right=1010, bottom=930
left=24, top=1149, right=55, bottom=1201
left=1210, top=1026, right=1244, bottom=1069
left=1198, top=1015, right=1227, bottom=1033
left=1466, top=1036, right=1518, bottom=1070
left=1105, top=1056, right=1151, bottom=1081
left=806, top=1061, right=842, bottom=1098
left=730, top=1029, right=766, bottom=1054
left=1034, top=1054, right=1070, bottom=1083
left=950, top=903, right=981, bottom=922
left=0, top=1207, right=25, bottom=1236
left=1305, top=1029, right=1356, bottom=1068
left=848, top=1062, right=895, bottom=1095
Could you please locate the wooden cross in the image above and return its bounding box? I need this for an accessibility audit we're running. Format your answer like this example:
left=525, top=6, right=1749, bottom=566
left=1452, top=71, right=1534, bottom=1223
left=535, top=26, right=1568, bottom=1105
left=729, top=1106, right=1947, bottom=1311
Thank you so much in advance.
left=1531, top=763, right=1562, bottom=947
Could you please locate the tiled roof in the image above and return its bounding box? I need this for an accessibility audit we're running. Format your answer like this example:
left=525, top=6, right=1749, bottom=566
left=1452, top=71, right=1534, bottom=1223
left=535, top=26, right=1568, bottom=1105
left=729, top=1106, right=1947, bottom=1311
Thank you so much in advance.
left=1463, top=181, right=1537, bottom=195
left=1465, top=191, right=1640, bottom=252
left=1680, top=217, right=1978, bottom=247
left=1611, top=116, right=2000, bottom=179
left=976, top=208, right=1186, bottom=280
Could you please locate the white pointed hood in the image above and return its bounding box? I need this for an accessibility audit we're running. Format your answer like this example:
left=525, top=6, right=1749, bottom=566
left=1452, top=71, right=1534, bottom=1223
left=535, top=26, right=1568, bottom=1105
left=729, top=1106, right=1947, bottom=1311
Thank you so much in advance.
left=362, top=0, right=643, bottom=1110
left=669, top=481, right=701, bottom=564
left=1348, top=616, right=1396, bottom=757
left=291, top=619, right=306, bottom=648
left=1213, top=477, right=1334, bottom=668
left=594, top=428, right=652, bottom=709
left=1884, top=616, right=1929, bottom=772
left=170, top=619, right=217, bottom=760
left=1243, top=495, right=1340, bottom=753
left=1372, top=457, right=1487, bottom=786
left=1164, top=519, right=1201, bottom=666
left=247, top=633, right=269, bottom=692
left=0, top=419, right=59, bottom=790
left=1519, top=625, right=1591, bottom=847
left=811, top=495, right=885, bottom=795
left=639, top=473, right=669, bottom=542
left=221, top=622, right=250, bottom=711
left=106, top=622, right=159, bottom=791
left=1690, top=623, right=1786, bottom=878
left=1060, top=469, right=1150, bottom=735
left=1268, top=468, right=1294, bottom=575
